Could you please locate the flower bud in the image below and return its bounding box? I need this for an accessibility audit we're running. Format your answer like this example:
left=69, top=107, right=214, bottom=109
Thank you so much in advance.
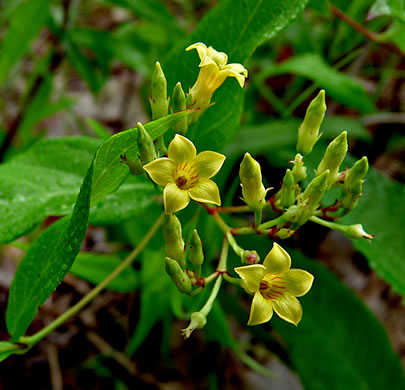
left=242, top=250, right=260, bottom=264
left=181, top=311, right=207, bottom=339
left=172, top=82, right=188, bottom=134
left=165, top=257, right=192, bottom=294
left=345, top=224, right=374, bottom=240
left=163, top=214, right=185, bottom=269
left=189, top=229, right=204, bottom=267
left=279, top=169, right=296, bottom=209
left=120, top=154, right=145, bottom=176
left=150, top=61, right=169, bottom=120
left=239, top=153, right=266, bottom=211
left=297, top=90, right=326, bottom=155
left=291, top=153, right=307, bottom=182
left=137, top=122, right=157, bottom=164
left=274, top=228, right=296, bottom=240
left=297, top=170, right=329, bottom=226
left=316, top=131, right=348, bottom=188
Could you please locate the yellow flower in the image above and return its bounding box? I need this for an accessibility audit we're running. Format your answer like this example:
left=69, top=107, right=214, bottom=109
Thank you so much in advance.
left=143, top=134, right=225, bottom=214
left=234, top=243, right=314, bottom=326
left=186, top=42, right=248, bottom=115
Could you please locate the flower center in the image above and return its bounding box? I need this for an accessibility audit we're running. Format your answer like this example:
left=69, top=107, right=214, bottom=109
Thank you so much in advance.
left=173, top=162, right=199, bottom=190
left=259, top=273, right=285, bottom=300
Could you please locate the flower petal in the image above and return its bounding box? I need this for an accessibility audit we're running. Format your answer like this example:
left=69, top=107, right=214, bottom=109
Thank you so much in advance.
left=234, top=264, right=266, bottom=294
left=284, top=269, right=314, bottom=297
left=192, top=151, right=226, bottom=178
left=163, top=182, right=190, bottom=214
left=263, top=243, right=291, bottom=274
left=189, top=177, right=221, bottom=205
left=273, top=294, right=303, bottom=326
left=207, top=46, right=228, bottom=67
left=186, top=42, right=208, bottom=61
left=220, top=64, right=248, bottom=87
left=143, top=158, right=175, bottom=186
left=168, top=135, right=197, bottom=163
left=248, top=291, right=273, bottom=326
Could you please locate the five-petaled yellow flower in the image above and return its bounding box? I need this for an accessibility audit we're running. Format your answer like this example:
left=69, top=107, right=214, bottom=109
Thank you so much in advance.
left=186, top=42, right=248, bottom=115
left=235, top=243, right=314, bottom=326
left=143, top=134, right=225, bottom=214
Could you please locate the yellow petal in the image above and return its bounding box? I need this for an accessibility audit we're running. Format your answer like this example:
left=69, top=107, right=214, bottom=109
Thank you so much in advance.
left=189, top=177, right=221, bottom=205
left=143, top=158, right=175, bottom=186
left=220, top=64, right=248, bottom=87
left=163, top=182, right=190, bottom=214
left=207, top=46, right=228, bottom=67
left=192, top=151, right=225, bottom=178
left=263, top=243, right=291, bottom=274
left=199, top=55, right=219, bottom=69
left=186, top=42, right=208, bottom=61
left=284, top=269, right=314, bottom=297
left=248, top=291, right=273, bottom=326
left=234, top=264, right=266, bottom=294
left=273, top=294, right=303, bottom=326
left=168, top=134, right=197, bottom=163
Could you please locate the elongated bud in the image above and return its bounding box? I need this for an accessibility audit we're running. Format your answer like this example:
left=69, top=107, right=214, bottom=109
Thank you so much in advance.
left=297, top=170, right=329, bottom=225
left=345, top=224, right=374, bottom=240
left=316, top=131, right=348, bottom=188
left=291, top=153, right=307, bottom=182
left=137, top=122, right=157, bottom=164
left=172, top=82, right=188, bottom=134
left=280, top=169, right=296, bottom=209
left=341, top=156, right=368, bottom=211
left=150, top=62, right=169, bottom=120
left=189, top=229, right=204, bottom=267
left=239, top=153, right=266, bottom=211
left=297, top=90, right=326, bottom=155
left=120, top=154, right=145, bottom=176
left=165, top=257, right=192, bottom=294
left=182, top=312, right=207, bottom=339
left=163, top=214, right=185, bottom=269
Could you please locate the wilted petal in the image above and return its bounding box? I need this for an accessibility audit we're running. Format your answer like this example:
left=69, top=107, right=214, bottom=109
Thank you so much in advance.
left=189, top=177, right=221, bottom=205
left=284, top=269, right=314, bottom=297
left=234, top=264, right=266, bottom=294
left=273, top=294, right=303, bottom=326
left=164, top=182, right=190, bottom=214
left=193, top=151, right=225, bottom=178
left=263, top=243, right=291, bottom=274
left=248, top=291, right=274, bottom=326
left=143, top=158, right=175, bottom=186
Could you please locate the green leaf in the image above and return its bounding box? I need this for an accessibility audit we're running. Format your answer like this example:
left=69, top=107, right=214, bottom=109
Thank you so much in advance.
left=163, top=0, right=310, bottom=151
left=272, top=250, right=405, bottom=390
left=127, top=249, right=174, bottom=355
left=342, top=167, right=405, bottom=299
left=6, top=162, right=94, bottom=341
left=258, top=54, right=375, bottom=113
left=0, top=0, right=50, bottom=84
left=70, top=252, right=138, bottom=292
left=5, top=111, right=193, bottom=340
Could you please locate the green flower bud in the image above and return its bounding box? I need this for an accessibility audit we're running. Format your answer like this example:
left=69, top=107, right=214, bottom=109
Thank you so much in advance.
left=297, top=90, right=326, bottom=155
left=297, top=170, right=329, bottom=226
left=341, top=156, right=368, bottom=211
left=239, top=153, right=266, bottom=211
left=163, top=214, right=185, bottom=269
left=181, top=311, right=207, bottom=339
left=189, top=229, right=204, bottom=267
left=280, top=169, right=296, bottom=209
left=342, top=180, right=363, bottom=211
left=242, top=250, right=260, bottom=264
left=291, top=153, right=307, bottom=182
left=172, top=82, right=188, bottom=134
left=165, top=257, right=192, bottom=294
left=316, top=131, right=348, bottom=188
left=151, top=61, right=169, bottom=120
left=274, top=228, right=296, bottom=240
left=137, top=122, right=157, bottom=164
left=120, top=154, right=145, bottom=176
left=345, top=224, right=374, bottom=240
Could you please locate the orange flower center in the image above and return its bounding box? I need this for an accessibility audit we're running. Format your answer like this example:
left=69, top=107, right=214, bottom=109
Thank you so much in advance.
left=173, top=162, right=199, bottom=190
left=259, top=273, right=285, bottom=300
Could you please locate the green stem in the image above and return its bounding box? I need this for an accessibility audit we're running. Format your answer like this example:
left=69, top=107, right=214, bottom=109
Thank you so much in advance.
left=19, top=214, right=164, bottom=347
left=254, top=209, right=262, bottom=229
left=258, top=214, right=287, bottom=230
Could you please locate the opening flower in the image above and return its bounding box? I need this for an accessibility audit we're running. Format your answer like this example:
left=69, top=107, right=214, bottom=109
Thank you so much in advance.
left=186, top=42, right=248, bottom=117
left=234, top=243, right=314, bottom=326
left=143, top=134, right=225, bottom=214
